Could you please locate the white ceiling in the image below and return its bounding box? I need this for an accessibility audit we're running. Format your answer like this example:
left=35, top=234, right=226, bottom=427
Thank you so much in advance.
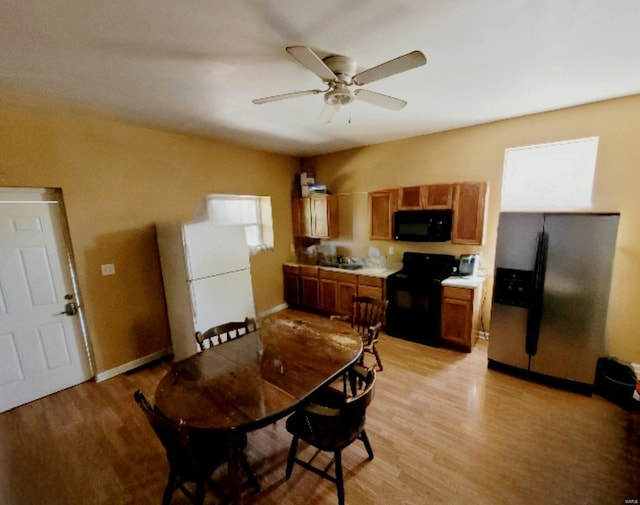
left=2, top=0, right=640, bottom=157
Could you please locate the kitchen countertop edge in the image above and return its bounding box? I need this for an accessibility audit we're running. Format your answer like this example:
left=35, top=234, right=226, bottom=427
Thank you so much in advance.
left=284, top=262, right=401, bottom=279
left=442, top=276, right=486, bottom=289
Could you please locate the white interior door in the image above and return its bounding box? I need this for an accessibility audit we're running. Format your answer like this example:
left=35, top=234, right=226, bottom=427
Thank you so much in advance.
left=0, top=189, right=92, bottom=413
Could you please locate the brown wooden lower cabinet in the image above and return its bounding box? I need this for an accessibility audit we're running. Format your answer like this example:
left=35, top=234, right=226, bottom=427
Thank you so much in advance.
left=440, top=285, right=482, bottom=352
left=319, top=269, right=357, bottom=315
left=283, top=265, right=387, bottom=315
left=299, top=265, right=320, bottom=310
left=357, top=275, right=384, bottom=301
left=283, top=265, right=300, bottom=306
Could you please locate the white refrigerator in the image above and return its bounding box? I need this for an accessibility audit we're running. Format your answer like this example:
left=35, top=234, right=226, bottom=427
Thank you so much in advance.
left=156, top=219, right=256, bottom=361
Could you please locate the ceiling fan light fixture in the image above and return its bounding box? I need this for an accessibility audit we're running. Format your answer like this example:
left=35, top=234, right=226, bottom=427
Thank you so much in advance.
left=324, top=83, right=354, bottom=106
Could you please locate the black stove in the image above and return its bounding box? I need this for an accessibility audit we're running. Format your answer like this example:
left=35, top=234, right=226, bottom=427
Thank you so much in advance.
left=385, top=252, right=456, bottom=346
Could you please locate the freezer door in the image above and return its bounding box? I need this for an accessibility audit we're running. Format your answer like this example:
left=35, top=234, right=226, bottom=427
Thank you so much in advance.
left=494, top=213, right=544, bottom=270
left=183, top=222, right=250, bottom=280
left=531, top=214, right=619, bottom=384
left=488, top=213, right=544, bottom=369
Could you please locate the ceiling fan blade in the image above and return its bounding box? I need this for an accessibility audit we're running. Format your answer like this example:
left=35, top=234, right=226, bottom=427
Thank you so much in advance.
left=252, top=89, right=323, bottom=104
left=286, top=46, right=337, bottom=82
left=319, top=104, right=339, bottom=124
left=354, top=89, right=407, bottom=111
left=353, top=50, right=426, bottom=85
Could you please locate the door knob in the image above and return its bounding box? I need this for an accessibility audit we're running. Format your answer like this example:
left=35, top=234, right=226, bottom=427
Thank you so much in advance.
left=59, top=301, right=78, bottom=316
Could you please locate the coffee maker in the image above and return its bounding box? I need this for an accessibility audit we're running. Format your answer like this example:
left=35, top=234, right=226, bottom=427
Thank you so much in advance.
left=458, top=254, right=479, bottom=277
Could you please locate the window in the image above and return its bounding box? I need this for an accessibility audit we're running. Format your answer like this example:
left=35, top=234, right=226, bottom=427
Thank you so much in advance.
left=206, top=195, right=274, bottom=253
left=501, top=137, right=598, bottom=211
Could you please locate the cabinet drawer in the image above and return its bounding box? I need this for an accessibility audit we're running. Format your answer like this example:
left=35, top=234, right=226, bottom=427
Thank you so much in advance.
left=319, top=269, right=355, bottom=283
left=283, top=264, right=299, bottom=275
left=358, top=275, right=383, bottom=288
left=299, top=265, right=319, bottom=277
left=442, top=286, right=473, bottom=301
left=358, top=285, right=383, bottom=300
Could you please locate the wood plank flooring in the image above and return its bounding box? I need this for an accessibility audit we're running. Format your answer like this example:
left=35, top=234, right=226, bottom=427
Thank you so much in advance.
left=1, top=316, right=639, bottom=504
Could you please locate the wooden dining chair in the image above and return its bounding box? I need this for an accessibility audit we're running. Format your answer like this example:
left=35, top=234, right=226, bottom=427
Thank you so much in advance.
left=333, top=295, right=388, bottom=371
left=285, top=365, right=376, bottom=505
left=134, top=390, right=259, bottom=505
left=195, top=316, right=257, bottom=351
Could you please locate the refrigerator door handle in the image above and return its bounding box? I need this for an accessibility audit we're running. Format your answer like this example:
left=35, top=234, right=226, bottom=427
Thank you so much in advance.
left=525, top=231, right=548, bottom=356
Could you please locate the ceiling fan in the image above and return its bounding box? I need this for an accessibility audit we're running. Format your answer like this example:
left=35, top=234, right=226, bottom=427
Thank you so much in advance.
left=252, top=46, right=426, bottom=123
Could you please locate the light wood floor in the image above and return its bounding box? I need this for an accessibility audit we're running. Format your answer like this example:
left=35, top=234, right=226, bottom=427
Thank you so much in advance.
left=1, top=322, right=639, bottom=505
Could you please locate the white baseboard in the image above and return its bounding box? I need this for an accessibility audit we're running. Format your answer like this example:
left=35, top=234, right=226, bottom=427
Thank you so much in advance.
left=95, top=304, right=288, bottom=382
left=95, top=347, right=173, bottom=382
left=257, top=303, right=288, bottom=319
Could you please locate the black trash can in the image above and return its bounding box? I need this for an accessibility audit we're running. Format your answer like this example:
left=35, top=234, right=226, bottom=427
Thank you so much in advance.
left=594, top=357, right=639, bottom=411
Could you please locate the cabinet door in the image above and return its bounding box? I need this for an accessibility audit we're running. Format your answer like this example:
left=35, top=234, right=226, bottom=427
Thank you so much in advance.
left=441, top=296, right=471, bottom=349
left=300, top=276, right=319, bottom=309
left=283, top=272, right=300, bottom=306
left=319, top=278, right=338, bottom=313
left=292, top=197, right=313, bottom=237
left=452, top=182, right=488, bottom=245
left=397, top=186, right=423, bottom=210
left=337, top=281, right=357, bottom=315
left=424, top=184, right=453, bottom=209
left=369, top=191, right=396, bottom=240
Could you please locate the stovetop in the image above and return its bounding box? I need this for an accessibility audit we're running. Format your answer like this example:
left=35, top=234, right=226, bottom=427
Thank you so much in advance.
left=395, top=252, right=456, bottom=280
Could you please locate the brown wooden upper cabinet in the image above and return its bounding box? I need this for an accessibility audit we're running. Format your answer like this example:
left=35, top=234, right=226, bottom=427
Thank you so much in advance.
left=397, top=186, right=422, bottom=210
left=369, top=190, right=396, bottom=240
left=424, top=184, right=454, bottom=209
left=369, top=182, right=487, bottom=244
left=397, top=184, right=454, bottom=210
left=292, top=195, right=338, bottom=239
left=452, top=182, right=488, bottom=245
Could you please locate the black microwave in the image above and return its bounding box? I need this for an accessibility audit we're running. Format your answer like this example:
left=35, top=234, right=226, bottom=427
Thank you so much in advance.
left=393, top=209, right=452, bottom=242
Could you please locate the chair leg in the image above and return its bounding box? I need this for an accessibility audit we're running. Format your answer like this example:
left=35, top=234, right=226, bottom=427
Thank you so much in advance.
left=360, top=429, right=374, bottom=460
left=285, top=436, right=299, bottom=479
left=334, top=450, right=345, bottom=505
left=162, top=472, right=177, bottom=505
left=372, top=345, right=383, bottom=371
left=239, top=450, right=261, bottom=492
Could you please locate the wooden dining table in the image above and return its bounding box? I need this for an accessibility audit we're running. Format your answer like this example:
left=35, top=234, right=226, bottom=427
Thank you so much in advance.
left=154, top=309, right=363, bottom=431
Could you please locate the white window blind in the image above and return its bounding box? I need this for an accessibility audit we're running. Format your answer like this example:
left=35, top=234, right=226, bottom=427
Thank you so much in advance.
left=207, top=195, right=274, bottom=253
left=501, top=137, right=598, bottom=211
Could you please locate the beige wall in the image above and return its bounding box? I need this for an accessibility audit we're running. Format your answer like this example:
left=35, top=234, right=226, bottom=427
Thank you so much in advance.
left=3, top=89, right=639, bottom=370
left=0, top=92, right=299, bottom=374
left=306, top=94, right=640, bottom=363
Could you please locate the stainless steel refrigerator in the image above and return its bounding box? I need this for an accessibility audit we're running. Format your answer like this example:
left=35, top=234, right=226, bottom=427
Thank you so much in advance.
left=488, top=212, right=619, bottom=393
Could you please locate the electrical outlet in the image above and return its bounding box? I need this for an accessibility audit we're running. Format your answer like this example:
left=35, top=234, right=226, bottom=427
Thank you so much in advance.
left=101, top=263, right=116, bottom=276
left=388, top=246, right=395, bottom=255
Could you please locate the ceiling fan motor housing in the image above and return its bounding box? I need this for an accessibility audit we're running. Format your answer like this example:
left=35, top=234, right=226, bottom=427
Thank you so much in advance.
left=322, top=55, right=357, bottom=105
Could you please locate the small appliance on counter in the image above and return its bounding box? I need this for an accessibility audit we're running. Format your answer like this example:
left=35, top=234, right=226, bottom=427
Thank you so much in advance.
left=458, top=254, right=479, bottom=277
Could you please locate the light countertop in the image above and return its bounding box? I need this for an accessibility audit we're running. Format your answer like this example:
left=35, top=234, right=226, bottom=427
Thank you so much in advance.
left=442, top=275, right=486, bottom=289
left=284, top=262, right=401, bottom=279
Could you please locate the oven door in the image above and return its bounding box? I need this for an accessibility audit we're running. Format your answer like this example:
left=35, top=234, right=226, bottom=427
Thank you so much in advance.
left=385, top=274, right=443, bottom=346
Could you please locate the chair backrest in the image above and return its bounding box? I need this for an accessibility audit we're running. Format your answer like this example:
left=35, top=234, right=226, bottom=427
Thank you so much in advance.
left=195, top=316, right=257, bottom=351
left=331, top=366, right=376, bottom=440
left=350, top=296, right=388, bottom=344
left=134, top=390, right=200, bottom=478
left=304, top=365, right=376, bottom=439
